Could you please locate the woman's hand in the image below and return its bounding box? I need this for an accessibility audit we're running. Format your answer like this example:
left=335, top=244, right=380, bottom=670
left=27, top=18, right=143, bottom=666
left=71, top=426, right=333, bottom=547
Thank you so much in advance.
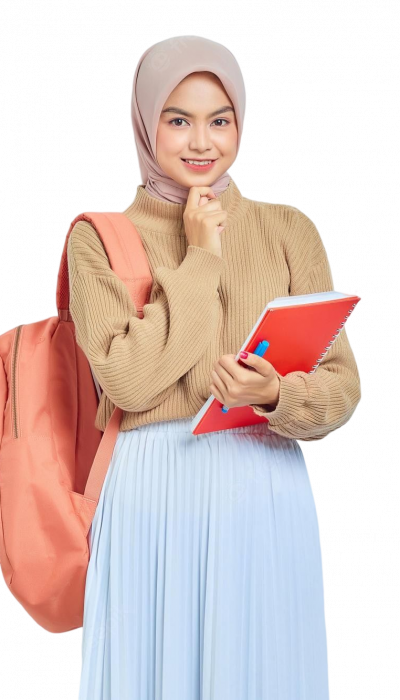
left=183, top=186, right=227, bottom=258
left=209, top=352, right=281, bottom=409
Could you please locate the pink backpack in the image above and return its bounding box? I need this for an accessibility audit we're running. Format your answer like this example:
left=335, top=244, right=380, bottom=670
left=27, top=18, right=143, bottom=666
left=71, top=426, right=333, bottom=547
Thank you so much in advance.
left=0, top=212, right=152, bottom=633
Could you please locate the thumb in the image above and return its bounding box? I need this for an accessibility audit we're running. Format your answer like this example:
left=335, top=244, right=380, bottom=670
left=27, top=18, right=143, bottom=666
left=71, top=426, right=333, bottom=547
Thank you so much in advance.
left=238, top=352, right=276, bottom=377
left=238, top=350, right=258, bottom=366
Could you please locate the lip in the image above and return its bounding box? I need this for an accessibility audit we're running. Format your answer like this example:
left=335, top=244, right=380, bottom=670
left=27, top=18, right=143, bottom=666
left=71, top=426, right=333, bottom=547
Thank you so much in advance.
left=181, top=158, right=218, bottom=172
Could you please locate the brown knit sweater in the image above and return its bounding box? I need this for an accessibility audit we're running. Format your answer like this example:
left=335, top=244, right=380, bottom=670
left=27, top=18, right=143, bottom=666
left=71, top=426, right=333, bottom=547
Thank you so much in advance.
left=66, top=177, right=361, bottom=440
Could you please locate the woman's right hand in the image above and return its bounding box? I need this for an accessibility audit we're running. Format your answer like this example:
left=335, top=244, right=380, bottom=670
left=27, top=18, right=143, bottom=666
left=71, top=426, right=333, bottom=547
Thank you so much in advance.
left=183, top=186, right=227, bottom=258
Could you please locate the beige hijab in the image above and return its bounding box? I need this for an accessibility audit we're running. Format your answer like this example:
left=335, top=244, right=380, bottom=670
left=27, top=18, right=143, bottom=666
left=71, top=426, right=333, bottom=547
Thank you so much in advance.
left=131, top=35, right=246, bottom=204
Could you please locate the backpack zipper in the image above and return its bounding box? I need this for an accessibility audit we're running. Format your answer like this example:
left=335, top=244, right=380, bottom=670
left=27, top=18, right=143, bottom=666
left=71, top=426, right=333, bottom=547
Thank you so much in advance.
left=10, top=325, right=102, bottom=440
left=11, top=325, right=22, bottom=439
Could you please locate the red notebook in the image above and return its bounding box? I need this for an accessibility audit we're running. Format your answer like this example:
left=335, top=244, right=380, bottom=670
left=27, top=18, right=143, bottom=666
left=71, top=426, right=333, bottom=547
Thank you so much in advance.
left=190, top=290, right=361, bottom=435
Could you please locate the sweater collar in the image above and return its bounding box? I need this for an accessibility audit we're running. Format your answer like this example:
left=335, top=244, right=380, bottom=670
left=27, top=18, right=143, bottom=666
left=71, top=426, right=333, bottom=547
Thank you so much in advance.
left=123, top=177, right=246, bottom=236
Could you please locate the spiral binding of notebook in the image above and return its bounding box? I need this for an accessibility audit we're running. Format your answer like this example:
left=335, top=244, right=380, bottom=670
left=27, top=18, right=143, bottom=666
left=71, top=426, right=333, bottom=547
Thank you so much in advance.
left=309, top=301, right=358, bottom=374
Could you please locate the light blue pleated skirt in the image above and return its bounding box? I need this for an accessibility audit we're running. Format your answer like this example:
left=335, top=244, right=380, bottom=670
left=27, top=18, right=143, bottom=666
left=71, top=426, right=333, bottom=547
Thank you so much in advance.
left=78, top=416, right=329, bottom=700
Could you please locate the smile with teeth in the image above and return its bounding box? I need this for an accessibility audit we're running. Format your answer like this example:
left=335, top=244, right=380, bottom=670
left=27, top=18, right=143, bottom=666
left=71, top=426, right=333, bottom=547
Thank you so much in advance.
left=182, top=159, right=215, bottom=165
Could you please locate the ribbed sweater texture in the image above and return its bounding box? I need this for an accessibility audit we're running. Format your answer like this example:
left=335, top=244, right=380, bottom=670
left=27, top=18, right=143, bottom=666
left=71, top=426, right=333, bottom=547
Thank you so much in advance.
left=67, top=178, right=361, bottom=440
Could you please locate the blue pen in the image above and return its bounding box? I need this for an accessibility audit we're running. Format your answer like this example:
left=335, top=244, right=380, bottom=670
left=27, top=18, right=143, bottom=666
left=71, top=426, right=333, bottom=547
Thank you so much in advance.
left=221, top=339, right=270, bottom=413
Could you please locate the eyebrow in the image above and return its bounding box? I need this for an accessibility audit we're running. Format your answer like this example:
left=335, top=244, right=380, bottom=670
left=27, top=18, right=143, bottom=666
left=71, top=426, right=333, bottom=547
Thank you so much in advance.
left=161, top=105, right=235, bottom=119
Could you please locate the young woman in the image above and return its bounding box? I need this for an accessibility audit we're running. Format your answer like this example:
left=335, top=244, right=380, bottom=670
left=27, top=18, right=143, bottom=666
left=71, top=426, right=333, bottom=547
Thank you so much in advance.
left=67, top=35, right=361, bottom=700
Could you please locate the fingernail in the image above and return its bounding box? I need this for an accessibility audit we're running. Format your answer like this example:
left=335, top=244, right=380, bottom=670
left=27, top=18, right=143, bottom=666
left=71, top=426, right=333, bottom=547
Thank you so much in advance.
left=240, top=351, right=248, bottom=359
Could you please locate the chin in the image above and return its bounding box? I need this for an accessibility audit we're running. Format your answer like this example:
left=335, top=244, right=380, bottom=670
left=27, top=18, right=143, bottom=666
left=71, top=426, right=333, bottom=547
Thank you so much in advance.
left=183, top=170, right=222, bottom=185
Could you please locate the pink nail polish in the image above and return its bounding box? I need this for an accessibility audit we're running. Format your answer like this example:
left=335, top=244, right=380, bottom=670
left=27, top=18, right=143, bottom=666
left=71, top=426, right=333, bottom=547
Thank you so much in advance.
left=240, top=351, right=248, bottom=359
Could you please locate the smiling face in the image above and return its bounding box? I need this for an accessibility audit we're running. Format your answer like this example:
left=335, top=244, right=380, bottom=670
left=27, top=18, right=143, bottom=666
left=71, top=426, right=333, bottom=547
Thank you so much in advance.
left=156, top=71, right=238, bottom=188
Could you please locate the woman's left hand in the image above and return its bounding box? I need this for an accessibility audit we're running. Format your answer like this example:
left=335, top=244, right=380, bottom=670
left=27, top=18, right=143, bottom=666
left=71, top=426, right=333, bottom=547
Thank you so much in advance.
left=209, top=353, right=281, bottom=409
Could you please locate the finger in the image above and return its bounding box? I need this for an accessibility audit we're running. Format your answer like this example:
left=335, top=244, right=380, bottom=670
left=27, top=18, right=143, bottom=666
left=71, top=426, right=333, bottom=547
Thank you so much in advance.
left=216, top=355, right=241, bottom=383
left=211, top=362, right=231, bottom=389
left=186, top=186, right=216, bottom=211
left=239, top=352, right=270, bottom=377
left=210, top=381, right=225, bottom=404
left=211, top=369, right=229, bottom=395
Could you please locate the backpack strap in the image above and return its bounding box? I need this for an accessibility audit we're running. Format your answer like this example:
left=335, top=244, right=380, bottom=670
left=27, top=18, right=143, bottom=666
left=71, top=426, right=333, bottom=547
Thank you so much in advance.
left=56, top=212, right=154, bottom=491
left=56, top=212, right=153, bottom=322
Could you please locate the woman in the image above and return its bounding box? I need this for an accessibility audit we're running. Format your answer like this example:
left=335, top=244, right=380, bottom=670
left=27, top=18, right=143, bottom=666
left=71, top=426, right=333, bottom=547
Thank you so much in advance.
left=67, top=35, right=361, bottom=700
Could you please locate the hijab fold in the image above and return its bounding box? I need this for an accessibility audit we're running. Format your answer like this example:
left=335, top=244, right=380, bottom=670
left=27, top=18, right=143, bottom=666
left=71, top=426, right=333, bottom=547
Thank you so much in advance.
left=131, top=35, right=246, bottom=204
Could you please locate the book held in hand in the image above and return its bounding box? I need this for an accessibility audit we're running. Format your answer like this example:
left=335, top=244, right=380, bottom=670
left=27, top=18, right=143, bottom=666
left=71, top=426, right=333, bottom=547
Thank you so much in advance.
left=190, top=290, right=361, bottom=436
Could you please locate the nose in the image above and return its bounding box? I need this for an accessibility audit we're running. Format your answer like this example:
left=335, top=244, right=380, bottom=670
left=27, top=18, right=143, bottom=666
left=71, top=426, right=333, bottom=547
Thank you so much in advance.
left=189, top=124, right=213, bottom=154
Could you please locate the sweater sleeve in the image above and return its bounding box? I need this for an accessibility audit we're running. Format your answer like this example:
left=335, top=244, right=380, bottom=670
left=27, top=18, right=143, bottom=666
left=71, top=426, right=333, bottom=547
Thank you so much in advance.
left=250, top=209, right=361, bottom=441
left=67, top=220, right=226, bottom=412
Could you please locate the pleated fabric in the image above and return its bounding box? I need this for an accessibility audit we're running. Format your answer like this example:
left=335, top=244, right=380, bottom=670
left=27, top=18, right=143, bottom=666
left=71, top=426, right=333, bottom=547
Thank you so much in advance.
left=78, top=417, right=330, bottom=700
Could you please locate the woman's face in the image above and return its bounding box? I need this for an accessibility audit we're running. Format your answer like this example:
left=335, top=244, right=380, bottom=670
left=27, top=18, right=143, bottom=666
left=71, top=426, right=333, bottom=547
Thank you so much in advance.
left=156, top=71, right=238, bottom=188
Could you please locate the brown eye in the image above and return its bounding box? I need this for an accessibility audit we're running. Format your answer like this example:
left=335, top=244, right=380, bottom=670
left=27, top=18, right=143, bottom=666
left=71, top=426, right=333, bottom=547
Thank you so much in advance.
left=169, top=118, right=189, bottom=127
left=169, top=117, right=230, bottom=127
